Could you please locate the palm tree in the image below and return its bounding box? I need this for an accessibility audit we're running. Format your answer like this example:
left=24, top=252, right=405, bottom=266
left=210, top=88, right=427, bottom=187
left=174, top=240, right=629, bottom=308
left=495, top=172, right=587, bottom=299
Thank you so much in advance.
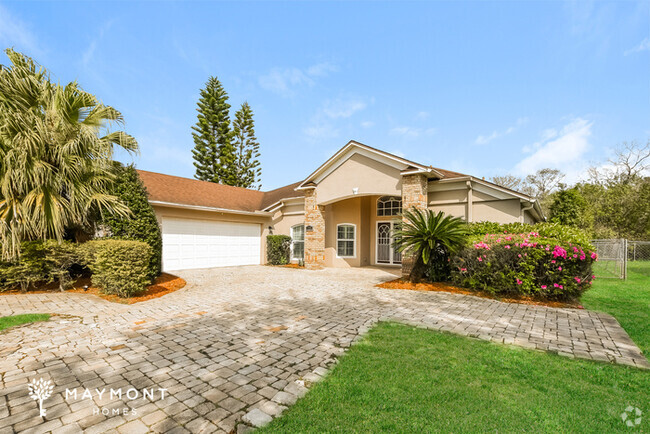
left=0, top=49, right=138, bottom=260
left=394, top=208, right=468, bottom=282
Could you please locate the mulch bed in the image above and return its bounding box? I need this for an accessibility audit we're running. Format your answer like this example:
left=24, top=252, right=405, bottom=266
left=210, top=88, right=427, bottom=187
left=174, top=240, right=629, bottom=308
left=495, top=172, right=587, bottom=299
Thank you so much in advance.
left=267, top=264, right=305, bottom=269
left=0, top=273, right=187, bottom=304
left=376, top=279, right=582, bottom=309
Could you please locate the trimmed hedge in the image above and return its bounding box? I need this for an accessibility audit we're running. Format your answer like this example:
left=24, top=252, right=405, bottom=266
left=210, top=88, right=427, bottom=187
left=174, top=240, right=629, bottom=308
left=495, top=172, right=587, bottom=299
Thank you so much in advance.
left=81, top=239, right=152, bottom=297
left=451, top=231, right=596, bottom=300
left=0, top=240, right=80, bottom=292
left=267, top=235, right=291, bottom=265
left=467, top=221, right=593, bottom=248
left=99, top=164, right=162, bottom=281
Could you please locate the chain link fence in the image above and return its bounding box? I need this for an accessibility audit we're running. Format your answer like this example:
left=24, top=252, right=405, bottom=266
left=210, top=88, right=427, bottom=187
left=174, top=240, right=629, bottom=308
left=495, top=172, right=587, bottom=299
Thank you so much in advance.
left=591, top=239, right=627, bottom=279
left=629, top=241, right=650, bottom=262
left=590, top=239, right=650, bottom=280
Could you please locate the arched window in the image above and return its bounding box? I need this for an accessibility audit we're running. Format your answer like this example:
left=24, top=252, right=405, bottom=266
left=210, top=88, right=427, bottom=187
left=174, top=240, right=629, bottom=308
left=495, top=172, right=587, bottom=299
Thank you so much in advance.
left=291, top=224, right=305, bottom=260
left=336, top=224, right=356, bottom=258
left=377, top=196, right=402, bottom=216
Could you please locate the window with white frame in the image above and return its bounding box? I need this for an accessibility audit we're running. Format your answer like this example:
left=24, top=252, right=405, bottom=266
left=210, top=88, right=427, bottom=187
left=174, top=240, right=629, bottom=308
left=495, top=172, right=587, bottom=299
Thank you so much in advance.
left=377, top=196, right=402, bottom=216
left=337, top=224, right=355, bottom=257
left=291, top=224, right=305, bottom=260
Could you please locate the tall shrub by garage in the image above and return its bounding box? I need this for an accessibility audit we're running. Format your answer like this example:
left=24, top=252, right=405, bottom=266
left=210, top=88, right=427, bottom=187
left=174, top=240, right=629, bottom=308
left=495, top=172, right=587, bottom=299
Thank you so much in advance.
left=451, top=231, right=596, bottom=301
left=82, top=240, right=152, bottom=297
left=267, top=235, right=291, bottom=265
left=100, top=163, right=162, bottom=281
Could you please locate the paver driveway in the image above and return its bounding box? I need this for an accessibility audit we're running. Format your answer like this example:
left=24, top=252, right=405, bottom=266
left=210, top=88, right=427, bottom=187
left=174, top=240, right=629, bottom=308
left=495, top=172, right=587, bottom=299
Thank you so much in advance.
left=0, top=266, right=647, bottom=433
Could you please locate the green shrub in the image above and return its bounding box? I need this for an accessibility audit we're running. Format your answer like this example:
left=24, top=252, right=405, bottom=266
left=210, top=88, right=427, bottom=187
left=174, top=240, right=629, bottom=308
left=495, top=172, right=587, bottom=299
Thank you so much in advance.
left=82, top=239, right=152, bottom=297
left=451, top=231, right=596, bottom=300
left=267, top=235, right=291, bottom=265
left=0, top=240, right=80, bottom=292
left=467, top=221, right=593, bottom=249
left=98, top=164, right=162, bottom=281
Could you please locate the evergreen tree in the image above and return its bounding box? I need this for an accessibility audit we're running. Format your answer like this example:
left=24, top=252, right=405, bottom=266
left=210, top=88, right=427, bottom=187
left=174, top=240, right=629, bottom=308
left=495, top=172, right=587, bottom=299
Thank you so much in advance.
left=232, top=102, right=262, bottom=189
left=100, top=163, right=163, bottom=281
left=191, top=76, right=233, bottom=183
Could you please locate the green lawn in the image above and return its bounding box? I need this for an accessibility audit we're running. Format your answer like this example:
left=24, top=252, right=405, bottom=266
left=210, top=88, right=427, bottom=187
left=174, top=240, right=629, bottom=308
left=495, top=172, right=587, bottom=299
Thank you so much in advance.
left=0, top=313, right=50, bottom=331
left=583, top=261, right=650, bottom=354
left=263, top=322, right=649, bottom=433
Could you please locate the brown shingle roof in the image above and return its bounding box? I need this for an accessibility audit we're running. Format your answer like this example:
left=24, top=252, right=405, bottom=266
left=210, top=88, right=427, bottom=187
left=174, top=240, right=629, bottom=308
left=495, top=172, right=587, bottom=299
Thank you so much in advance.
left=261, top=181, right=305, bottom=210
left=137, top=170, right=305, bottom=213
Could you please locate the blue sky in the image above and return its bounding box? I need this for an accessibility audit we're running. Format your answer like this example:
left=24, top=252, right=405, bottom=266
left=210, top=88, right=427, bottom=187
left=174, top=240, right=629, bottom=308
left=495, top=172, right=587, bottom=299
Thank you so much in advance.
left=1, top=1, right=648, bottom=189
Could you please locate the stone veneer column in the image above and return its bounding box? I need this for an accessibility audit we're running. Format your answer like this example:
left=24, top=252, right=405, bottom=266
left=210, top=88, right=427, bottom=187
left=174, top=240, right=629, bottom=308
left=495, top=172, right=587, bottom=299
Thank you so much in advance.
left=304, top=188, right=326, bottom=269
left=401, top=173, right=429, bottom=278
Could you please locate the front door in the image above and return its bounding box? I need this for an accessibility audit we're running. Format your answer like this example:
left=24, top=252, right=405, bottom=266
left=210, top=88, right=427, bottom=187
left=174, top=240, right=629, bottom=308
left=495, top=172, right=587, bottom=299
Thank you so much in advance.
left=376, top=221, right=402, bottom=265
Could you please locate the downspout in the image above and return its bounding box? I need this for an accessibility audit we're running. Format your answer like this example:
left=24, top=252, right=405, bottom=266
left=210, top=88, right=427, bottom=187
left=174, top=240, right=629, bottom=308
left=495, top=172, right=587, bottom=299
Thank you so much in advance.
left=521, top=201, right=535, bottom=223
left=466, top=180, right=473, bottom=222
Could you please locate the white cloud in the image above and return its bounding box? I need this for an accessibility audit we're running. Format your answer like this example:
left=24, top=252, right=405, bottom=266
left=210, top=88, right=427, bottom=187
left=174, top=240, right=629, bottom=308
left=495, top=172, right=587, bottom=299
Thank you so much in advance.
left=0, top=4, right=41, bottom=56
left=303, top=123, right=339, bottom=141
left=624, top=37, right=650, bottom=55
left=322, top=98, right=367, bottom=119
left=303, top=96, right=369, bottom=142
left=389, top=126, right=437, bottom=139
left=81, top=20, right=113, bottom=68
left=515, top=118, right=593, bottom=181
left=416, top=111, right=430, bottom=120
left=475, top=117, right=528, bottom=145
left=259, top=61, right=338, bottom=97
left=306, top=61, right=338, bottom=77
left=360, top=121, right=374, bottom=128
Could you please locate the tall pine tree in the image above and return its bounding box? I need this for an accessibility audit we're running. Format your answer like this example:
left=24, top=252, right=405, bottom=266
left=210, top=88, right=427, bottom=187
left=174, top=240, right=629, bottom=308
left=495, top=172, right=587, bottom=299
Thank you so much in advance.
left=191, top=76, right=234, bottom=183
left=232, top=102, right=262, bottom=189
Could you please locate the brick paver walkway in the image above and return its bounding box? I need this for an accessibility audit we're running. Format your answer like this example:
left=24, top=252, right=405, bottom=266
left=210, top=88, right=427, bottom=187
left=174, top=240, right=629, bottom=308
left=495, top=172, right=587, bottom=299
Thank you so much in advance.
left=0, top=266, right=647, bottom=433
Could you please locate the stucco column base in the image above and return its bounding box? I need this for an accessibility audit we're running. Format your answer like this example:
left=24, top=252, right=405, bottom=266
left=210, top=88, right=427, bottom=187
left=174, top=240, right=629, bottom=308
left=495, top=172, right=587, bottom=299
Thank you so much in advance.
left=401, top=173, right=428, bottom=279
left=304, top=188, right=325, bottom=270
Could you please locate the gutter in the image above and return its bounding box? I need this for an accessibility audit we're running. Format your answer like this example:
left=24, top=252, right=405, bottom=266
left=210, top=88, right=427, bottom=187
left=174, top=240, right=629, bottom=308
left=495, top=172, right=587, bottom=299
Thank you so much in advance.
left=149, top=200, right=273, bottom=217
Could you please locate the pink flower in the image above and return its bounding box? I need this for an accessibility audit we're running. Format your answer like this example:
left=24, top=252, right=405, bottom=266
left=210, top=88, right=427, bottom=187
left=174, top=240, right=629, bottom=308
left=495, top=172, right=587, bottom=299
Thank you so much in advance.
left=553, top=283, right=559, bottom=288
left=516, top=279, right=523, bottom=285
left=518, top=254, right=522, bottom=258
left=551, top=260, right=556, bottom=264
left=478, top=257, right=483, bottom=262
left=558, top=266, right=562, bottom=271
left=505, top=245, right=511, bottom=249
left=459, top=267, right=467, bottom=272
left=574, top=277, right=581, bottom=283
left=591, top=252, right=598, bottom=260
left=541, top=285, right=547, bottom=289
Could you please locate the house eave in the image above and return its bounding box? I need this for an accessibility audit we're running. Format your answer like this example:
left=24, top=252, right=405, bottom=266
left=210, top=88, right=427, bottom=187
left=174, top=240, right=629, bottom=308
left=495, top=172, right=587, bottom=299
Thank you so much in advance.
left=149, top=200, right=273, bottom=217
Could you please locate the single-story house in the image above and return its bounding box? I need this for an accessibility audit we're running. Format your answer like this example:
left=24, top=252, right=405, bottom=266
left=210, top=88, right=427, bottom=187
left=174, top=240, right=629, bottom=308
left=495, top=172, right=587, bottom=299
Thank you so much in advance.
left=138, top=140, right=544, bottom=273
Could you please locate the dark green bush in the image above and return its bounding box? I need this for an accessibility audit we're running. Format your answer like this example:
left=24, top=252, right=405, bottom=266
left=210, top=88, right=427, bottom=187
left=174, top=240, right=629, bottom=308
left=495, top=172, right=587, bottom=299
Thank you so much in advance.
left=0, top=240, right=80, bottom=292
left=98, top=164, right=162, bottom=281
left=451, top=231, right=596, bottom=300
left=267, top=235, right=291, bottom=265
left=82, top=239, right=152, bottom=297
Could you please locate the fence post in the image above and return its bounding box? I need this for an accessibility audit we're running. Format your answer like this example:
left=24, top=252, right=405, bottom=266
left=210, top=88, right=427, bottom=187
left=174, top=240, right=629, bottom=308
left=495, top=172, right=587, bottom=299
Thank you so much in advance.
left=623, top=238, right=627, bottom=280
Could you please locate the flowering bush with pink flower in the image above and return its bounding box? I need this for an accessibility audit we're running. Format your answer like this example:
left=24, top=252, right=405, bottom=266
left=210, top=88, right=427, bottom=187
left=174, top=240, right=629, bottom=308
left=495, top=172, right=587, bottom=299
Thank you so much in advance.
left=451, top=230, right=596, bottom=300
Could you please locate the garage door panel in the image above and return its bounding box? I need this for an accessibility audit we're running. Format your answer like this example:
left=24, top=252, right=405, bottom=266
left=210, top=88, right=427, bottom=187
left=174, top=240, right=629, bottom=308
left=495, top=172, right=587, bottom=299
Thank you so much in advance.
left=162, top=217, right=261, bottom=271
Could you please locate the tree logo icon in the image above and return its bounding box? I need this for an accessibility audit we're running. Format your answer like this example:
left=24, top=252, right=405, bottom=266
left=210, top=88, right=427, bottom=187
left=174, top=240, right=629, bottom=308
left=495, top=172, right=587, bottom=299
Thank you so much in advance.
left=28, top=378, right=54, bottom=418
left=621, top=406, right=643, bottom=427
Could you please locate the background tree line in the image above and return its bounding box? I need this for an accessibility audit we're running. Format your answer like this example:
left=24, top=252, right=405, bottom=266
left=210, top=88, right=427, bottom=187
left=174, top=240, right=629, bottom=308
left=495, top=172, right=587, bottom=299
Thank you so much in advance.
left=191, top=76, right=262, bottom=189
left=490, top=141, right=650, bottom=240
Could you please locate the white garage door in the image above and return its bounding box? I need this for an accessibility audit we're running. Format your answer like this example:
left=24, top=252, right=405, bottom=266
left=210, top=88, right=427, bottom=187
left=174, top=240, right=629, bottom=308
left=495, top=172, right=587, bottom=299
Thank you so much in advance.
left=162, top=217, right=261, bottom=271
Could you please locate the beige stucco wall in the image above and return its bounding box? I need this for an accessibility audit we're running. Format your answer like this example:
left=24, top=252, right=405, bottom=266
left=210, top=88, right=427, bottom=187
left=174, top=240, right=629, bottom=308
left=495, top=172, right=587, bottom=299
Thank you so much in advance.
left=523, top=210, right=536, bottom=224
left=316, top=153, right=402, bottom=205
left=151, top=205, right=270, bottom=264
left=472, top=199, right=521, bottom=223
left=324, top=197, right=361, bottom=267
